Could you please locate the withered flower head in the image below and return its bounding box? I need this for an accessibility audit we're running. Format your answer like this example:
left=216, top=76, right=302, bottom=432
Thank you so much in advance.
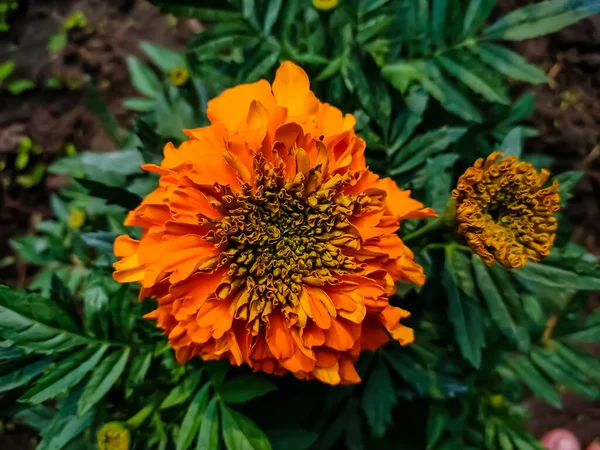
left=452, top=152, right=560, bottom=269
left=97, top=422, right=130, bottom=450
left=113, top=61, right=436, bottom=385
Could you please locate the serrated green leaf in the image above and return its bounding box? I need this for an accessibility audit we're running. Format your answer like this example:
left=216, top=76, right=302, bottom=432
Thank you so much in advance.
left=443, top=253, right=484, bottom=368
left=85, top=83, right=123, bottom=146
left=0, top=286, right=92, bottom=354
left=0, top=358, right=51, bottom=393
left=471, top=43, right=549, bottom=83
left=472, top=257, right=530, bottom=351
left=196, top=397, right=220, bottom=450
left=220, top=403, right=272, bottom=450
left=499, top=127, right=523, bottom=158
left=483, top=0, right=600, bottom=41
left=426, top=404, right=448, bottom=449
left=362, top=357, right=396, bottom=437
left=126, top=352, right=152, bottom=397
left=506, top=355, right=561, bottom=408
left=390, top=126, right=466, bottom=175
left=436, top=51, right=510, bottom=105
left=498, top=431, right=514, bottom=450
left=140, top=41, right=187, bottom=72
left=218, top=375, right=277, bottom=404
left=123, top=97, right=156, bottom=112
left=78, top=347, right=130, bottom=415
left=531, top=348, right=600, bottom=399
left=381, top=61, right=427, bottom=94
left=553, top=342, right=600, bottom=383
left=127, top=56, right=163, bottom=97
left=20, top=346, right=107, bottom=404
left=515, top=261, right=600, bottom=291
left=553, top=171, right=583, bottom=207
left=431, top=0, right=447, bottom=46
left=387, top=87, right=429, bottom=155
left=161, top=370, right=204, bottom=410
left=263, top=0, right=283, bottom=34
left=462, top=0, right=495, bottom=37
left=419, top=63, right=482, bottom=122
left=177, top=383, right=211, bottom=450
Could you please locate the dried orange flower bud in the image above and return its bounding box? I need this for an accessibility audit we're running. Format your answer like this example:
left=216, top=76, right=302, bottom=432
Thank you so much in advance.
left=452, top=152, right=560, bottom=269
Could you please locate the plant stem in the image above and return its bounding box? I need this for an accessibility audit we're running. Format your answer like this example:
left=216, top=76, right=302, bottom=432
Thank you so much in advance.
left=402, top=219, right=445, bottom=244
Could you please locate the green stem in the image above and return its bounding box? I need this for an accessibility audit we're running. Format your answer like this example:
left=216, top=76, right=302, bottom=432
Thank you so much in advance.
left=402, top=219, right=444, bottom=244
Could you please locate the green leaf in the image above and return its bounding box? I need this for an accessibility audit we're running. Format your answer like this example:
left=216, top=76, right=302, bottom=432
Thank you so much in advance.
left=8, top=79, right=35, bottom=95
left=0, top=60, right=14, bottom=83
left=38, top=388, right=94, bottom=450
left=20, top=346, right=107, bottom=404
left=140, top=41, right=187, bottom=72
left=49, top=150, right=143, bottom=180
left=196, top=397, right=220, bottom=450
left=47, top=32, right=68, bottom=52
left=387, top=87, right=429, bottom=155
left=161, top=370, right=204, bottom=409
left=499, top=127, right=523, bottom=158
left=0, top=286, right=91, bottom=354
left=0, top=358, right=51, bottom=393
left=470, top=43, right=549, bottom=83
left=483, top=0, right=600, bottom=40
left=126, top=352, right=152, bottom=397
left=150, top=3, right=243, bottom=21
left=78, top=347, right=130, bottom=415
left=177, top=383, right=211, bottom=450
left=362, top=357, right=396, bottom=437
left=390, top=126, right=466, bottom=175
left=505, top=355, right=562, bottom=408
left=218, top=375, right=277, bottom=404
left=531, top=348, right=600, bottom=399
left=268, top=429, right=317, bottom=450
left=553, top=342, right=600, bottom=384
left=553, top=171, right=583, bottom=208
left=436, top=51, right=510, bottom=105
left=431, top=0, right=447, bottom=46
left=123, top=97, right=156, bottom=112
left=514, top=261, right=600, bottom=291
left=126, top=55, right=163, bottom=97
left=564, top=311, right=600, bottom=342
left=85, top=83, right=122, bottom=146
left=472, top=256, right=530, bottom=351
left=381, top=61, right=427, bottom=94
left=220, top=403, right=272, bottom=450
left=462, top=0, right=495, bottom=37
left=426, top=404, right=449, bottom=449
left=76, top=178, right=142, bottom=210
left=263, top=0, right=283, bottom=34
left=443, top=254, right=485, bottom=368
left=420, top=63, right=482, bottom=122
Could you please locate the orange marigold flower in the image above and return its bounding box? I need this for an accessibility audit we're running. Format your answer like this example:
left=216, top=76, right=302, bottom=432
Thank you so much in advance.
left=113, top=61, right=436, bottom=385
left=452, top=152, right=560, bottom=269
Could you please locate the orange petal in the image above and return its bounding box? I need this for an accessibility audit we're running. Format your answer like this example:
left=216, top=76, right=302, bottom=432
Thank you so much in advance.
left=113, top=254, right=145, bottom=283
left=207, top=79, right=277, bottom=131
left=266, top=313, right=295, bottom=359
left=339, top=358, right=361, bottom=384
left=272, top=61, right=319, bottom=120
left=324, top=319, right=360, bottom=351
left=114, top=235, right=139, bottom=257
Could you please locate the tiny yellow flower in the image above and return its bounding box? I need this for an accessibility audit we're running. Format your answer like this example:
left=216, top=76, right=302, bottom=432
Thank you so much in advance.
left=489, top=394, right=504, bottom=408
left=170, top=67, right=189, bottom=86
left=97, top=422, right=130, bottom=450
left=313, top=0, right=339, bottom=11
left=68, top=209, right=86, bottom=229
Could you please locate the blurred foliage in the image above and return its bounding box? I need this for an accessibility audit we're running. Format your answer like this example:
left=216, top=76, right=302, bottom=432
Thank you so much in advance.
left=2, top=0, right=600, bottom=449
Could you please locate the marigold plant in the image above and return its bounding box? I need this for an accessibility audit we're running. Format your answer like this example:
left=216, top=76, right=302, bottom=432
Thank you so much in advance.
left=113, top=61, right=436, bottom=384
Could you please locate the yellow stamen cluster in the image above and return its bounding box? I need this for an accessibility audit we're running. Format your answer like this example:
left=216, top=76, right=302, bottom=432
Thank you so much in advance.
left=452, top=152, right=560, bottom=268
left=97, top=422, right=130, bottom=450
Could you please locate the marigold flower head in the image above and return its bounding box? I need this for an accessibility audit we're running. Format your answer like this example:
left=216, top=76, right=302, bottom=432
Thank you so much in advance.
left=452, top=152, right=560, bottom=269
left=97, top=422, right=130, bottom=450
left=313, top=0, right=339, bottom=10
left=170, top=67, right=189, bottom=86
left=113, top=61, right=435, bottom=385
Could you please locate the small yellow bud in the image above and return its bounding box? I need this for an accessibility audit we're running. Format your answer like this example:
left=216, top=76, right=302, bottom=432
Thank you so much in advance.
left=170, top=67, right=189, bottom=86
left=312, top=0, right=339, bottom=11
left=97, top=422, right=130, bottom=450
left=68, top=209, right=86, bottom=229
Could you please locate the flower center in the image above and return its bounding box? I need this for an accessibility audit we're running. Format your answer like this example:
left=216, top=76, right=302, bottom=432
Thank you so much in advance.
left=211, top=154, right=363, bottom=325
